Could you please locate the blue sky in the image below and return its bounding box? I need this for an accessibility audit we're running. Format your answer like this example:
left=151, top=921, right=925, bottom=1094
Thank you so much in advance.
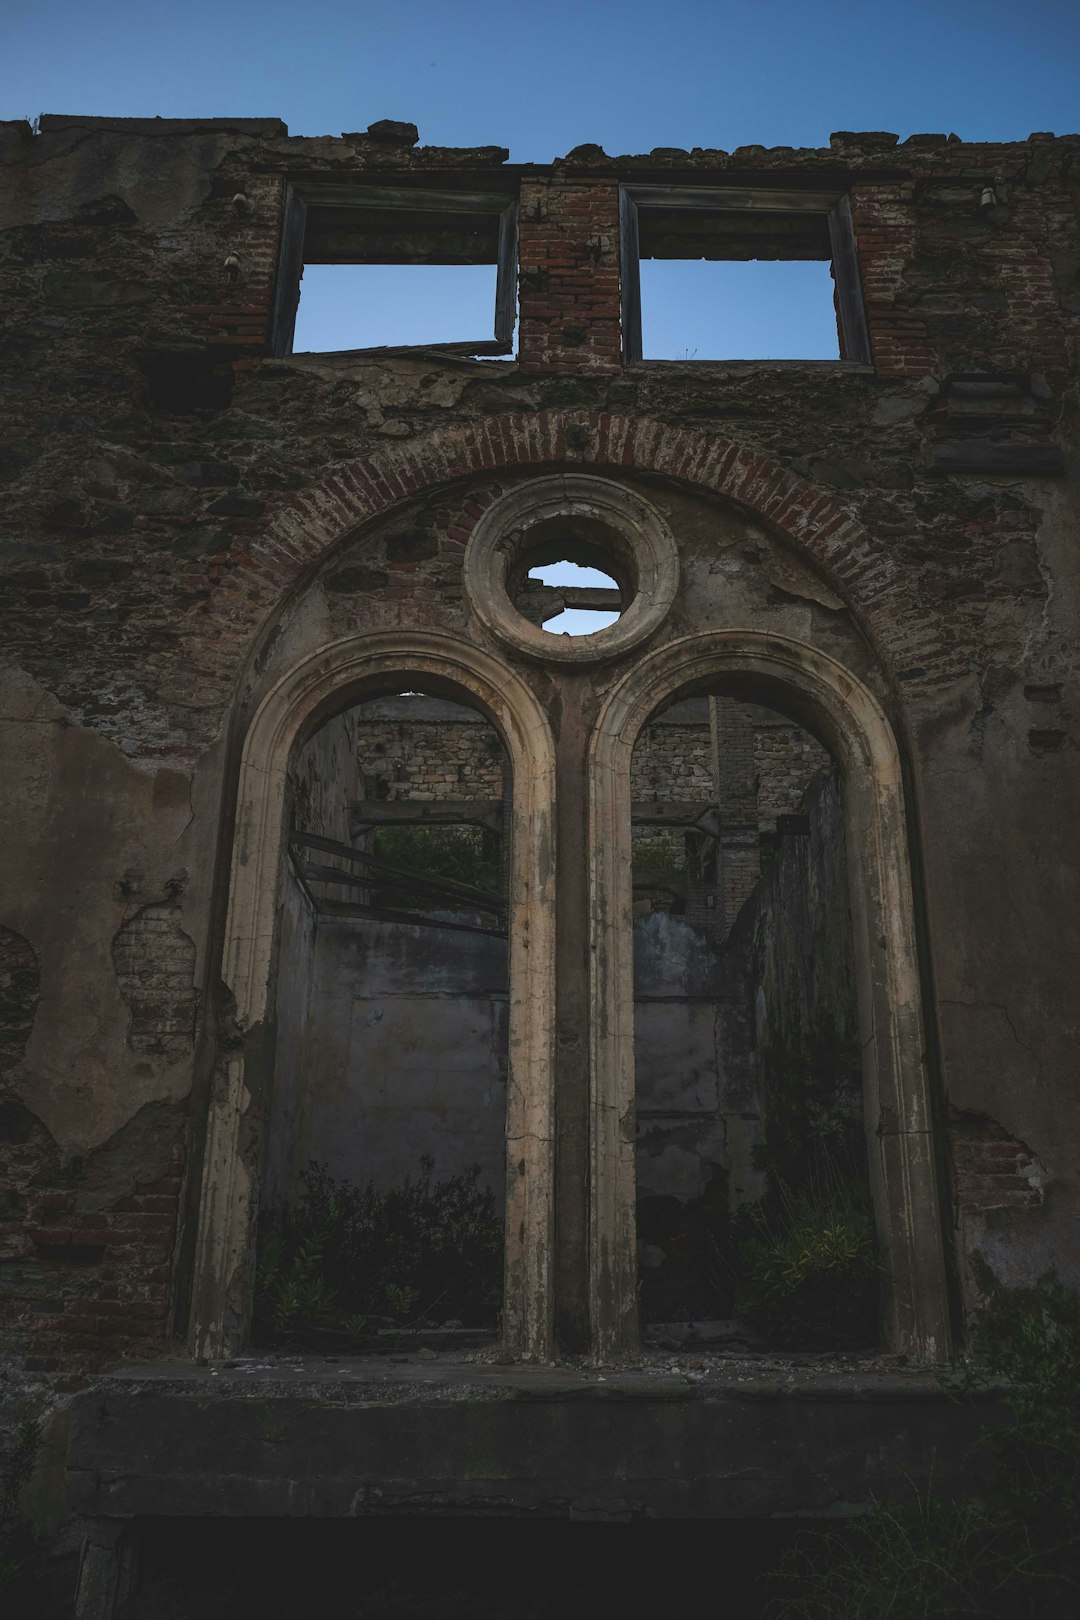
left=6, top=0, right=1077, bottom=158
left=7, top=0, right=1078, bottom=628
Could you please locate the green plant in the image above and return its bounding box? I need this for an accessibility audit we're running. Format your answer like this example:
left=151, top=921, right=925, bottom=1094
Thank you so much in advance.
left=764, top=1280, right=1080, bottom=1619
left=765, top=1495, right=1026, bottom=1620
left=733, top=1171, right=878, bottom=1349
left=256, top=1225, right=338, bottom=1336
left=962, top=1279, right=1080, bottom=1543
left=384, top=1282, right=421, bottom=1322
left=254, top=1157, right=502, bottom=1346
left=372, top=825, right=501, bottom=900
left=632, top=835, right=684, bottom=875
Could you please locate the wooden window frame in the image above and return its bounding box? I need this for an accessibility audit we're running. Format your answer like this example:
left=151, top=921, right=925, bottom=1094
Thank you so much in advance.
left=271, top=181, right=519, bottom=359
left=619, top=184, right=871, bottom=365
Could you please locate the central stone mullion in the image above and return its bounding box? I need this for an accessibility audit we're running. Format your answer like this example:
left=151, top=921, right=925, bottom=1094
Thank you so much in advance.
left=550, top=672, right=602, bottom=1355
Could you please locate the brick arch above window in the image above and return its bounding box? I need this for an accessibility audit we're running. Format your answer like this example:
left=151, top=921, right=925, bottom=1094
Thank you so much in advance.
left=196, top=411, right=955, bottom=702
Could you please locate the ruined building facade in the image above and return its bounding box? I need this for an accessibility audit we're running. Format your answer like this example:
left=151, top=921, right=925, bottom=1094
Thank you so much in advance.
left=1, top=113, right=1078, bottom=1612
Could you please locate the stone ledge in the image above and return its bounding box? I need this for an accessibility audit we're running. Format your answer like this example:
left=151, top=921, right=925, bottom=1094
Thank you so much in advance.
left=36, top=115, right=289, bottom=136
left=66, top=1357, right=1003, bottom=1522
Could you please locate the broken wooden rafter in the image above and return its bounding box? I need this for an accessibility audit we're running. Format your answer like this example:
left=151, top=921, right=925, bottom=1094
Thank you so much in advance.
left=299, top=857, right=506, bottom=919
left=289, top=829, right=506, bottom=912
left=349, top=798, right=504, bottom=836
left=316, top=898, right=507, bottom=939
left=631, top=801, right=723, bottom=838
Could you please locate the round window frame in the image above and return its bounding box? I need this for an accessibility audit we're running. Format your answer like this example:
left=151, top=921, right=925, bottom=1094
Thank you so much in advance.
left=463, top=475, right=679, bottom=665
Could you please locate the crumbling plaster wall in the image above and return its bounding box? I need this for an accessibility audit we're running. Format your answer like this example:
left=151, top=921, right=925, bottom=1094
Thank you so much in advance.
left=1, top=116, right=1078, bottom=1369
left=633, top=910, right=758, bottom=1208
left=0, top=663, right=218, bottom=1368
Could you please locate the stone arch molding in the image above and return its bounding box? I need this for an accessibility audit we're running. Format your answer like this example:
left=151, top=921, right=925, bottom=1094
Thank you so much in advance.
left=198, top=411, right=952, bottom=701
left=587, top=631, right=952, bottom=1363
left=190, top=630, right=557, bottom=1362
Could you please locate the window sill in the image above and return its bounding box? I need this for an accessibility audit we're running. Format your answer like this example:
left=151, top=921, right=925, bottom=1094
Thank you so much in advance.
left=623, top=357, right=875, bottom=374
left=268, top=345, right=517, bottom=372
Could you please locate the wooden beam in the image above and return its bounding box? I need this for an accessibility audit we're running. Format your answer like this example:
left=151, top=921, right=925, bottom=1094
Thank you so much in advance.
left=289, top=830, right=505, bottom=910
left=631, top=802, right=722, bottom=837
left=299, top=858, right=506, bottom=918
left=316, top=899, right=507, bottom=939
left=349, top=799, right=504, bottom=834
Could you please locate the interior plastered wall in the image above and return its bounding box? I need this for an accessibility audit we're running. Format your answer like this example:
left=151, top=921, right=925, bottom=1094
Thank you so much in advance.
left=266, top=911, right=508, bottom=1212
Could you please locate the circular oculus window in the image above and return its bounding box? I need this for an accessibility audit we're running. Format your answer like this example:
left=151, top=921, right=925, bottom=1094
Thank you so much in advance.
left=463, top=475, right=679, bottom=664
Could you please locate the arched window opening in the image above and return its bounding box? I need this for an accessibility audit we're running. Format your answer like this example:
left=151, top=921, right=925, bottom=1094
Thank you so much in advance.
left=256, top=689, right=510, bottom=1352
left=630, top=691, right=875, bottom=1353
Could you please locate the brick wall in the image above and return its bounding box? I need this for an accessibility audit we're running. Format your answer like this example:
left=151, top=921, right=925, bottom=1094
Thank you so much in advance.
left=0, top=1102, right=183, bottom=1379
left=517, top=178, right=622, bottom=371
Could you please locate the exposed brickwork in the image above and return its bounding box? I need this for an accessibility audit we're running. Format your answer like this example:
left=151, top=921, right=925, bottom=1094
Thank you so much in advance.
left=517, top=179, right=622, bottom=371
left=0, top=1103, right=184, bottom=1377
left=4, top=122, right=1073, bottom=773
left=631, top=706, right=829, bottom=837
left=850, top=171, right=1073, bottom=384
left=0, top=926, right=40, bottom=1074
left=111, top=903, right=199, bottom=1055
left=950, top=1108, right=1046, bottom=1213
left=850, top=185, right=931, bottom=378
left=242, top=411, right=946, bottom=718
left=631, top=702, right=831, bottom=941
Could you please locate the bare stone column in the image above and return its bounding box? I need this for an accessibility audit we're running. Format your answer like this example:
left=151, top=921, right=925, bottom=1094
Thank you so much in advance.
left=552, top=674, right=602, bottom=1353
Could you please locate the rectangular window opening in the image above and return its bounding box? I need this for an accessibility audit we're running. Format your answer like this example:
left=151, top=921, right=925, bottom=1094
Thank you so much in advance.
left=274, top=185, right=518, bottom=360
left=294, top=263, right=504, bottom=355
left=621, top=187, right=869, bottom=365
left=640, top=259, right=841, bottom=362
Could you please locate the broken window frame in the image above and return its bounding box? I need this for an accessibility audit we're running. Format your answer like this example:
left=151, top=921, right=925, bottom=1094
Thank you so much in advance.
left=272, top=180, right=519, bottom=359
left=619, top=185, right=871, bottom=365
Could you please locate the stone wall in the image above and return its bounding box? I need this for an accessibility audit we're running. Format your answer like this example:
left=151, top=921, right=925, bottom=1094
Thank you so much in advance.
left=632, top=701, right=829, bottom=840
left=631, top=699, right=831, bottom=941
left=293, top=697, right=504, bottom=837
left=1, top=115, right=1077, bottom=1379
left=349, top=698, right=505, bottom=804
left=301, top=693, right=818, bottom=860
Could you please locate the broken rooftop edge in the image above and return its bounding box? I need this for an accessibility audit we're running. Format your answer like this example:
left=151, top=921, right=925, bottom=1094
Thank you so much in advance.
left=15, top=116, right=1079, bottom=165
